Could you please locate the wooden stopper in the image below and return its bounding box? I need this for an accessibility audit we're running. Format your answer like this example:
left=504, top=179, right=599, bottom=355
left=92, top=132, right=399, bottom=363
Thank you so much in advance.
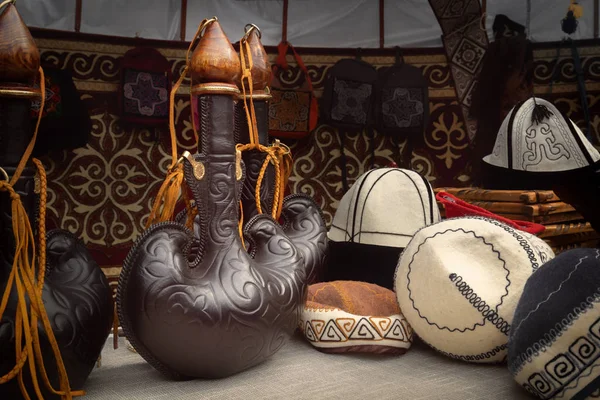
left=237, top=28, right=271, bottom=91
left=190, top=20, right=240, bottom=86
left=0, top=3, right=40, bottom=85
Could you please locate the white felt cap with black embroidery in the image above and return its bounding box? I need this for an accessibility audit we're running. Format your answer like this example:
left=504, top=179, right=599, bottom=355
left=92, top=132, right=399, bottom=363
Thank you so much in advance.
left=483, top=97, right=600, bottom=172
left=325, top=168, right=441, bottom=290
left=394, top=216, right=555, bottom=363
left=508, top=248, right=600, bottom=400
left=328, top=168, right=440, bottom=248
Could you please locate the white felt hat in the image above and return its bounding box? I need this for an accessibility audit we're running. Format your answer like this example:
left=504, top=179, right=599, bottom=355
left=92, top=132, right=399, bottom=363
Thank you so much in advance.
left=483, top=97, right=600, bottom=172
left=394, top=216, right=555, bottom=363
left=509, top=248, right=600, bottom=400
left=328, top=168, right=441, bottom=248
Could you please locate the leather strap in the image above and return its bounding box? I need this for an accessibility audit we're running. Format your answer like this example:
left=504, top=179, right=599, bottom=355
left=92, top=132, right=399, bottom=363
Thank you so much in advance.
left=549, top=39, right=592, bottom=141
left=367, top=126, right=376, bottom=169
left=274, top=41, right=319, bottom=133
left=338, top=130, right=349, bottom=192
left=569, top=39, right=592, bottom=141
left=275, top=42, right=313, bottom=93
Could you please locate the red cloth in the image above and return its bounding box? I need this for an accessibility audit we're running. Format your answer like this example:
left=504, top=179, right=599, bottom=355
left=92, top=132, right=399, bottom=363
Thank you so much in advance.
left=436, top=191, right=546, bottom=235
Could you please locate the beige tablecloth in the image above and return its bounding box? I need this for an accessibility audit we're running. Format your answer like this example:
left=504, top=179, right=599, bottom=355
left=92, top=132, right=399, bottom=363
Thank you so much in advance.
left=82, top=334, right=532, bottom=400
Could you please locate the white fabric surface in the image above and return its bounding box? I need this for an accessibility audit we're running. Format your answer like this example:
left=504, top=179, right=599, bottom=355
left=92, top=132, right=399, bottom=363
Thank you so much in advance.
left=80, top=0, right=181, bottom=40
left=16, top=0, right=598, bottom=46
left=14, top=0, right=75, bottom=32
left=185, top=0, right=283, bottom=44
left=82, top=334, right=533, bottom=399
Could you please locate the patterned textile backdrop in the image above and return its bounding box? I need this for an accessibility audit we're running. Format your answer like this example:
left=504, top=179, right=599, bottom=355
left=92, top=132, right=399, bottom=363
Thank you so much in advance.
left=33, top=36, right=600, bottom=295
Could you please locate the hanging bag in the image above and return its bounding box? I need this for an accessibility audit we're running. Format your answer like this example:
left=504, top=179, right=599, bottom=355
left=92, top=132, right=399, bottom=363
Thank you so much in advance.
left=31, top=66, right=92, bottom=157
left=374, top=48, right=429, bottom=168
left=320, top=54, right=377, bottom=191
left=268, top=41, right=318, bottom=139
left=118, top=47, right=172, bottom=127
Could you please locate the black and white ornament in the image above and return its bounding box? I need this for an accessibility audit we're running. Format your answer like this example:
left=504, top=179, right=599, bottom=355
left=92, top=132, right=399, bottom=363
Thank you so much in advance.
left=509, top=248, right=600, bottom=400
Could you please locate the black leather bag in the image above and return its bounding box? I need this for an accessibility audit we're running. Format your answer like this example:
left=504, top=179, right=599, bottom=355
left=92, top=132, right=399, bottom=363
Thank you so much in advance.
left=321, top=56, right=377, bottom=190
left=374, top=49, right=429, bottom=168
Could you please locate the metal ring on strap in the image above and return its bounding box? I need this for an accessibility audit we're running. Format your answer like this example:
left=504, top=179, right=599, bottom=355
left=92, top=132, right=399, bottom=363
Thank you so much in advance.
left=0, top=0, right=16, bottom=10
left=0, top=167, right=9, bottom=182
left=244, top=23, right=261, bottom=39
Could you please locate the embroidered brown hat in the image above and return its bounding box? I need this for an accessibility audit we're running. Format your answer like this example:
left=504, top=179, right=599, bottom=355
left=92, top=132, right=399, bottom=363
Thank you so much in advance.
left=299, top=281, right=413, bottom=355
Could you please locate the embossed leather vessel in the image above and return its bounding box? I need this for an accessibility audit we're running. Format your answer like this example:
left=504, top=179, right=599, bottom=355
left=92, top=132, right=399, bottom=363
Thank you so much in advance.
left=117, top=19, right=306, bottom=379
left=0, top=3, right=113, bottom=398
left=235, top=27, right=328, bottom=284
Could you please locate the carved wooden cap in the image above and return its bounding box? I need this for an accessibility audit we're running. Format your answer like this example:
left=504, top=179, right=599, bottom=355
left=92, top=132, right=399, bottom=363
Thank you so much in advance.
left=0, top=2, right=40, bottom=85
left=237, top=26, right=271, bottom=91
left=190, top=19, right=240, bottom=86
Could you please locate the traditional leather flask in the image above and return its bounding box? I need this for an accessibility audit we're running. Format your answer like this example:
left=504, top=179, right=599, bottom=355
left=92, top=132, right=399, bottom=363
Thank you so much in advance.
left=0, top=3, right=113, bottom=399
left=234, top=25, right=328, bottom=285
left=117, top=18, right=307, bottom=379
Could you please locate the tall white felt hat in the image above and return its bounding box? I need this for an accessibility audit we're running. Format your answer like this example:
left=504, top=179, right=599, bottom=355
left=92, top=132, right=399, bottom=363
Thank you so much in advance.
left=394, top=216, right=555, bottom=363
left=509, top=248, right=600, bottom=400
left=328, top=168, right=441, bottom=248
left=483, top=97, right=600, bottom=172
left=325, top=168, right=441, bottom=290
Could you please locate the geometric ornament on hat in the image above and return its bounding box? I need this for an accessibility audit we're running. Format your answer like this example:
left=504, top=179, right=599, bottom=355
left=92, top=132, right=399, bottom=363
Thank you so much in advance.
left=299, top=281, right=413, bottom=355
left=394, top=216, right=555, bottom=363
left=508, top=248, right=600, bottom=400
left=326, top=168, right=441, bottom=290
left=483, top=97, right=600, bottom=173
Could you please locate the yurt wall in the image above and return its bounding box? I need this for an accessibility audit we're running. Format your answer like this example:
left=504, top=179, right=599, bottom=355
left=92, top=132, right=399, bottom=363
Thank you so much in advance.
left=19, top=0, right=600, bottom=294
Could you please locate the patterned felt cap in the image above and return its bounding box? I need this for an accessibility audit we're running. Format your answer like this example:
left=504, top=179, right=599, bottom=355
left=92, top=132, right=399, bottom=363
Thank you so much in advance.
left=508, top=248, right=600, bottom=399
left=394, top=216, right=555, bottom=363
left=299, top=281, right=413, bottom=354
left=483, top=97, right=600, bottom=173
